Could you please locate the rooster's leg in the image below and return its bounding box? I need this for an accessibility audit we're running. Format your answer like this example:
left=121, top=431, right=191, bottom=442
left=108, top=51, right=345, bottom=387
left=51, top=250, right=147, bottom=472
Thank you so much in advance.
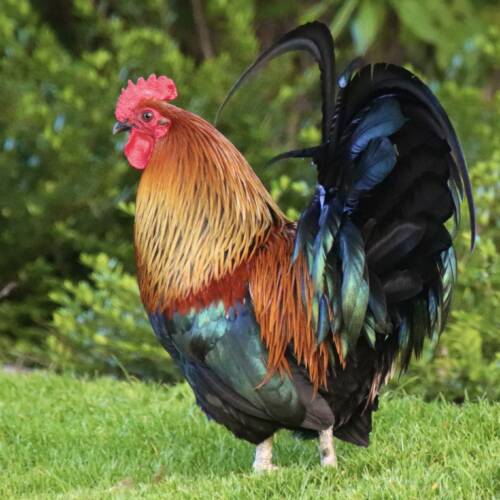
left=252, top=435, right=277, bottom=472
left=319, top=427, right=337, bottom=467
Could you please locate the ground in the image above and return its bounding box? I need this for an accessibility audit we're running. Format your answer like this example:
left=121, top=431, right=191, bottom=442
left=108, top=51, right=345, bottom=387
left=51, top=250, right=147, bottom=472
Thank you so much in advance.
left=0, top=372, right=498, bottom=499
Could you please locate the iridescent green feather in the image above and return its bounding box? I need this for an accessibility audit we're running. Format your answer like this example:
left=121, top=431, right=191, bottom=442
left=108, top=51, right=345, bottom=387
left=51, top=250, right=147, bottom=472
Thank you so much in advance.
left=337, top=220, right=370, bottom=354
left=363, top=313, right=377, bottom=348
left=316, top=294, right=330, bottom=345
left=440, top=246, right=457, bottom=324
left=326, top=261, right=342, bottom=336
left=311, top=201, right=341, bottom=293
left=427, top=286, right=442, bottom=342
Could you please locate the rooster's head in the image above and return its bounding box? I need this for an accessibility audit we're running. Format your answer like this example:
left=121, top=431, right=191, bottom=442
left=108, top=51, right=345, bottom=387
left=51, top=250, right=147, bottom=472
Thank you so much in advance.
left=113, top=74, right=178, bottom=170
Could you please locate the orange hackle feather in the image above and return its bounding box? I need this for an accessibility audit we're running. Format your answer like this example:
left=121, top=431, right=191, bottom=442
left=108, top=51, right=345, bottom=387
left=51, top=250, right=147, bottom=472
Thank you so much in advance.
left=134, top=101, right=331, bottom=387
left=249, top=227, right=330, bottom=388
left=135, top=102, right=280, bottom=309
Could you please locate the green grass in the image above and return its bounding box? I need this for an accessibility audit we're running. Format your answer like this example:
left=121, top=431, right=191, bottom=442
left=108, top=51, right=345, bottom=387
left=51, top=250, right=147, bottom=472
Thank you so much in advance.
left=0, top=373, right=498, bottom=499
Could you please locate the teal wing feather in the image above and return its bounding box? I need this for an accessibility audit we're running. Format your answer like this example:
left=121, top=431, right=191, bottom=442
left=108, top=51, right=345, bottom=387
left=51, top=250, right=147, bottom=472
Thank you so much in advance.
left=148, top=296, right=335, bottom=444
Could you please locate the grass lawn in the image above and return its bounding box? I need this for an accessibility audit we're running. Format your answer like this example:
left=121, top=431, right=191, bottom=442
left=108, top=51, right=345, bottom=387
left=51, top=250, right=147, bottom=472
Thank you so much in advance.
left=0, top=372, right=498, bottom=499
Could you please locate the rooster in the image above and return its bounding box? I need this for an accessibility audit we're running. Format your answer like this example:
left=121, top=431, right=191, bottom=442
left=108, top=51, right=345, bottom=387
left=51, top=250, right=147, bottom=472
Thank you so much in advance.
left=113, top=22, right=474, bottom=471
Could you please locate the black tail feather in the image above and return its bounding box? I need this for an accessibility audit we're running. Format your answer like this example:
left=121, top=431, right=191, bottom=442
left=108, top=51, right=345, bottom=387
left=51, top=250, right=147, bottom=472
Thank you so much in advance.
left=323, top=64, right=475, bottom=248
left=216, top=22, right=336, bottom=143
left=216, top=22, right=475, bottom=449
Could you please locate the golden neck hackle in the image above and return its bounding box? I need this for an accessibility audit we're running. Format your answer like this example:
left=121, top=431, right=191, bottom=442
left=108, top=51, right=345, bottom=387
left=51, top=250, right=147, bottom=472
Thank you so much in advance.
left=134, top=104, right=286, bottom=312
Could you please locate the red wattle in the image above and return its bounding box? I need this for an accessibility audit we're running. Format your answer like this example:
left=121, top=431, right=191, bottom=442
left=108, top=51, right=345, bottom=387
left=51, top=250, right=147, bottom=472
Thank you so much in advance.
left=124, top=130, right=154, bottom=170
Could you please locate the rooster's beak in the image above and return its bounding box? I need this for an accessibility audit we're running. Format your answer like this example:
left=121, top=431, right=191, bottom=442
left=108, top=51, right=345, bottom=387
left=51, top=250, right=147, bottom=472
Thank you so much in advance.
left=113, top=121, right=131, bottom=135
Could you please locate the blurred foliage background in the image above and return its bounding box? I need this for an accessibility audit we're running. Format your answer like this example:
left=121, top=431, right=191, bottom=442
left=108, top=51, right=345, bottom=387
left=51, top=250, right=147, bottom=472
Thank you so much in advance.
left=0, top=0, right=498, bottom=400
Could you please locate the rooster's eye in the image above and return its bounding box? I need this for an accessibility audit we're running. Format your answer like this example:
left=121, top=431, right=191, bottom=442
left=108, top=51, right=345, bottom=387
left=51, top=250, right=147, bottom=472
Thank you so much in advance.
left=142, top=111, right=154, bottom=122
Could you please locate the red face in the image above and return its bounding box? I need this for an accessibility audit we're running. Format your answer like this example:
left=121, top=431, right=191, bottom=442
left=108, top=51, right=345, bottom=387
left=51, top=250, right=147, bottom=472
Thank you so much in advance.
left=113, top=74, right=178, bottom=170
left=115, top=107, right=171, bottom=170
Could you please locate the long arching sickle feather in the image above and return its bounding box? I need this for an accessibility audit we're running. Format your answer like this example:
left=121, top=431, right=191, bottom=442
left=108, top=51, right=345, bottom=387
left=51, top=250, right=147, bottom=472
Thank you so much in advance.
left=215, top=22, right=336, bottom=143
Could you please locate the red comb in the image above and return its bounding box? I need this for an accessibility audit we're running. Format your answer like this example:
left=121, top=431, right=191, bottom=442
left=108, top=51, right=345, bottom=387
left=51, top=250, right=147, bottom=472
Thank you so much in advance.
left=115, top=74, right=177, bottom=122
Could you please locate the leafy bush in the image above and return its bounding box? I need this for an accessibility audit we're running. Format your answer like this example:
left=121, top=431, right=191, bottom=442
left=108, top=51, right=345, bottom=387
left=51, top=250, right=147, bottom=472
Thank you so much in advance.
left=48, top=253, right=179, bottom=382
left=0, top=0, right=498, bottom=400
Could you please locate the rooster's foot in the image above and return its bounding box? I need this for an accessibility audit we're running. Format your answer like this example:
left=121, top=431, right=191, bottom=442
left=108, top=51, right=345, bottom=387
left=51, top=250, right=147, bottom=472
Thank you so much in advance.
left=253, top=436, right=277, bottom=472
left=319, top=427, right=337, bottom=467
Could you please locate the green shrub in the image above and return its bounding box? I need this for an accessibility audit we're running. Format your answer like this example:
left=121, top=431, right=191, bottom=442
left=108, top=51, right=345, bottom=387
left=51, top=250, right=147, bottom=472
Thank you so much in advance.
left=48, top=253, right=179, bottom=382
left=0, top=0, right=498, bottom=400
